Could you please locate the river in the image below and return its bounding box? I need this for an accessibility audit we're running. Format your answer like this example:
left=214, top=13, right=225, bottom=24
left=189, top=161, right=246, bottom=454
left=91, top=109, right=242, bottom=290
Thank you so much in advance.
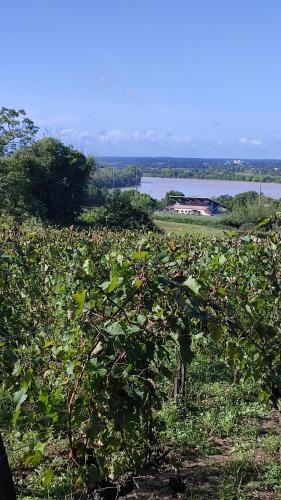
left=137, top=176, right=281, bottom=200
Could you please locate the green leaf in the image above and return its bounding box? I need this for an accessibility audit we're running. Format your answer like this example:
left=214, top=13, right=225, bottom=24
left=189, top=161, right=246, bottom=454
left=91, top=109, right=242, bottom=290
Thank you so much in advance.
left=217, top=287, right=226, bottom=297
left=107, top=275, right=118, bottom=292
left=42, top=467, right=53, bottom=487
left=100, top=280, right=110, bottom=291
left=134, top=388, right=144, bottom=398
left=12, top=360, right=22, bottom=376
left=127, top=325, right=141, bottom=334
left=82, top=258, right=93, bottom=275
left=44, top=339, right=55, bottom=348
left=183, top=276, right=200, bottom=295
left=89, top=357, right=99, bottom=369
left=38, top=390, right=49, bottom=407
left=106, top=322, right=124, bottom=336
left=258, top=390, right=269, bottom=402
left=66, top=361, right=74, bottom=376
left=132, top=251, right=149, bottom=260
left=208, top=321, right=223, bottom=341
left=21, top=369, right=33, bottom=390
left=35, top=442, right=45, bottom=453
left=23, top=448, right=43, bottom=467
left=137, top=314, right=146, bottom=325
left=13, top=388, right=27, bottom=409
left=73, top=289, right=86, bottom=317
left=219, top=254, right=227, bottom=266
left=257, top=218, right=270, bottom=228
left=245, top=304, right=252, bottom=315
left=89, top=359, right=107, bottom=377
left=12, top=409, right=20, bottom=426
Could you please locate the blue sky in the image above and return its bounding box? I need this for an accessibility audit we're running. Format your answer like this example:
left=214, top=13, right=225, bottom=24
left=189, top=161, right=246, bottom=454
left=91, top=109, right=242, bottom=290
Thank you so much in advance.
left=1, top=0, right=281, bottom=158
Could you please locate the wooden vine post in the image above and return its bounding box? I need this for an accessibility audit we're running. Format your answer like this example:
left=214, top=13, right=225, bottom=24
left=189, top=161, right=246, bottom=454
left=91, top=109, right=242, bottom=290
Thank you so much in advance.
left=0, top=432, right=17, bottom=500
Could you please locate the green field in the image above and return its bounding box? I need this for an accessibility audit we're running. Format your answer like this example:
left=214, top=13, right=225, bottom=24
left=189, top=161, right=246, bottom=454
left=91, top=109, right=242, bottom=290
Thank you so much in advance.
left=155, top=218, right=226, bottom=236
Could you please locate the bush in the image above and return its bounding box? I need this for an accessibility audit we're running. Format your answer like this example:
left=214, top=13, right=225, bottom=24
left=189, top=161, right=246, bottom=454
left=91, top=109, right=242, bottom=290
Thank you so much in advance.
left=81, top=190, right=157, bottom=230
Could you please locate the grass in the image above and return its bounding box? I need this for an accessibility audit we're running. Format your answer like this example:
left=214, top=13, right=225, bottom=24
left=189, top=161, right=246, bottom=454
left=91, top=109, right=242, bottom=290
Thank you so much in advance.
left=155, top=219, right=226, bottom=237
left=156, top=356, right=281, bottom=499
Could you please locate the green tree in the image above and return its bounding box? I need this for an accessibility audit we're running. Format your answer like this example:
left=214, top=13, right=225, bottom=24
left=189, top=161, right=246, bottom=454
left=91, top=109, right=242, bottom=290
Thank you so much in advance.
left=215, top=194, right=233, bottom=208
left=126, top=191, right=159, bottom=212
left=90, top=165, right=142, bottom=189
left=82, top=190, right=156, bottom=230
left=165, top=190, right=185, bottom=202
left=0, top=107, right=38, bottom=157
left=157, top=190, right=185, bottom=209
left=231, top=190, right=259, bottom=209
left=1, top=137, right=94, bottom=224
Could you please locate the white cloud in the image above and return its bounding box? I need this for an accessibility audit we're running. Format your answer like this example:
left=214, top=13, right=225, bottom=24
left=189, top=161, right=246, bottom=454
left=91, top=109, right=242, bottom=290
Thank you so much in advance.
left=78, top=131, right=93, bottom=139
left=239, top=137, right=263, bottom=146
left=59, top=128, right=77, bottom=138
left=99, top=129, right=127, bottom=144
left=50, top=127, right=277, bottom=157
left=250, top=139, right=262, bottom=145
left=99, top=129, right=191, bottom=146
left=59, top=128, right=93, bottom=140
left=57, top=128, right=268, bottom=155
left=53, top=128, right=191, bottom=156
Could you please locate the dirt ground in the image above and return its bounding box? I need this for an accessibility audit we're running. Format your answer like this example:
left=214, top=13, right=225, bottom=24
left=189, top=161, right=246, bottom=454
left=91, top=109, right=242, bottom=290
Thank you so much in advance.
left=124, top=431, right=280, bottom=499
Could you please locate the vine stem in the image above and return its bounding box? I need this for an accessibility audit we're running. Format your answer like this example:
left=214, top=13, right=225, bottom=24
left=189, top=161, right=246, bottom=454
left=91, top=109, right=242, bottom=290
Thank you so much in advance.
left=67, top=334, right=102, bottom=464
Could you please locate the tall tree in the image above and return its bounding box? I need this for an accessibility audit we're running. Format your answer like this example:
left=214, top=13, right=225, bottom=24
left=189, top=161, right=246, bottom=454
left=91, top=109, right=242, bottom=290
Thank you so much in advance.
left=0, top=138, right=95, bottom=224
left=0, top=107, right=38, bottom=157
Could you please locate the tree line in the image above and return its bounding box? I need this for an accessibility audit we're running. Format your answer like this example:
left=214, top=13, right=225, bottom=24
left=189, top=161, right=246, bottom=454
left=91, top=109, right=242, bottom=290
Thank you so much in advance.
left=143, top=166, right=281, bottom=184
left=91, top=165, right=142, bottom=189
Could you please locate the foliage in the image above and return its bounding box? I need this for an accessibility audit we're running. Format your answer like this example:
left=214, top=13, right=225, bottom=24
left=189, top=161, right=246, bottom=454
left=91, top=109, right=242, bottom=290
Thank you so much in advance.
left=90, top=165, right=142, bottom=189
left=0, top=107, right=38, bottom=157
left=0, top=217, right=281, bottom=495
left=195, top=217, right=281, bottom=407
left=165, top=190, right=185, bottom=201
left=86, top=186, right=109, bottom=207
left=0, top=138, right=94, bottom=224
left=81, top=190, right=157, bottom=230
left=0, top=225, right=201, bottom=493
left=216, top=190, right=260, bottom=209
left=155, top=191, right=185, bottom=210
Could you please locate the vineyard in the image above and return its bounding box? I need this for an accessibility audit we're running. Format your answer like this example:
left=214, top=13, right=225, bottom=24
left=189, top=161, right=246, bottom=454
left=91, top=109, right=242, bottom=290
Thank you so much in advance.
left=0, top=220, right=281, bottom=498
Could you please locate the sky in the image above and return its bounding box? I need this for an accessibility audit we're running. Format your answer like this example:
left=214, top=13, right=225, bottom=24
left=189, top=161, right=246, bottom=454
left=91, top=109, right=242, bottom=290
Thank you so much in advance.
left=1, top=0, right=281, bottom=158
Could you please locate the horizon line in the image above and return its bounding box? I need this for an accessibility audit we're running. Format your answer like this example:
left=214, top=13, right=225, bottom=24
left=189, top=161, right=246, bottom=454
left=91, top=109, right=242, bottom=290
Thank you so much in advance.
left=96, top=155, right=281, bottom=161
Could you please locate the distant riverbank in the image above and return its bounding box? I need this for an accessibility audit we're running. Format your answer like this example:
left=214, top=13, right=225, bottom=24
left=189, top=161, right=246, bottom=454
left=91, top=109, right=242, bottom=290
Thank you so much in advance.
left=137, top=176, right=281, bottom=200
left=142, top=170, right=281, bottom=184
